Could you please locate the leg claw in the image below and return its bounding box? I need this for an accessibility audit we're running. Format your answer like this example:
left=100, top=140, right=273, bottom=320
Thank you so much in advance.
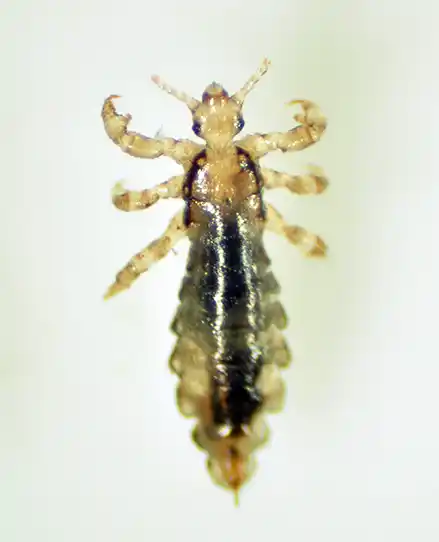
left=112, top=181, right=127, bottom=198
left=307, top=236, right=327, bottom=257
left=103, top=281, right=127, bottom=300
left=111, top=181, right=132, bottom=211
left=306, top=164, right=329, bottom=194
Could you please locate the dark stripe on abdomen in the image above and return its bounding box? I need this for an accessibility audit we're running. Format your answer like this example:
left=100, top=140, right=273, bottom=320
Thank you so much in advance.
left=194, top=206, right=264, bottom=432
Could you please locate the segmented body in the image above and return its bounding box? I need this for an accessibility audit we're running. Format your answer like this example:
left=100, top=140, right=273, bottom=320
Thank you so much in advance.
left=170, top=148, right=290, bottom=489
left=101, top=59, right=328, bottom=500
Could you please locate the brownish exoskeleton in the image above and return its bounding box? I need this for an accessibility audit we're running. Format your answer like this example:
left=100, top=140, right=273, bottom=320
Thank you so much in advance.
left=102, top=59, right=328, bottom=503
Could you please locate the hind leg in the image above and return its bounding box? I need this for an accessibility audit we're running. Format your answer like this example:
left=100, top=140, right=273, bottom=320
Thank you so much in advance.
left=104, top=211, right=187, bottom=299
left=265, top=204, right=327, bottom=257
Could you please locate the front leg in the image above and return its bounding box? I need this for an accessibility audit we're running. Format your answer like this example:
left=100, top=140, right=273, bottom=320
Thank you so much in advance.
left=264, top=204, right=327, bottom=257
left=102, top=96, right=202, bottom=165
left=262, top=165, right=328, bottom=195
left=240, top=100, right=326, bottom=159
left=104, top=211, right=187, bottom=299
left=111, top=175, right=184, bottom=212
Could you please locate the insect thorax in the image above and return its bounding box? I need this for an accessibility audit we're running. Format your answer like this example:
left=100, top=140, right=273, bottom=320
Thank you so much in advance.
left=183, top=147, right=266, bottom=228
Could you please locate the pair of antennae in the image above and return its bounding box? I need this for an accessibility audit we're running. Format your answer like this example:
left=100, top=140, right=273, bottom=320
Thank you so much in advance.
left=151, top=58, right=271, bottom=110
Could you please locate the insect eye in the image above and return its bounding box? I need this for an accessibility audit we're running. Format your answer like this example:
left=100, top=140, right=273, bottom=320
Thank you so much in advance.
left=236, top=117, right=245, bottom=133
left=192, top=121, right=202, bottom=137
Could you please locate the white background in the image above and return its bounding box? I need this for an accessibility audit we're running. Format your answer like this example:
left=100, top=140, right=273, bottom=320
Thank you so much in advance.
left=2, top=0, right=439, bottom=540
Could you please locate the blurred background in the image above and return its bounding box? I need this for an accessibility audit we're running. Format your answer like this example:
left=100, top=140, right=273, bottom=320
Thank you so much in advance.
left=2, top=0, right=439, bottom=540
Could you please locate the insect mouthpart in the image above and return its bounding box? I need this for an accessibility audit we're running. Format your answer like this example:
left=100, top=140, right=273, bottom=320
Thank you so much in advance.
left=202, top=82, right=229, bottom=104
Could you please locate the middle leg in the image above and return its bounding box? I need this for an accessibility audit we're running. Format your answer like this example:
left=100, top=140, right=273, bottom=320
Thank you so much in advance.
left=111, top=174, right=184, bottom=212
left=262, top=165, right=328, bottom=195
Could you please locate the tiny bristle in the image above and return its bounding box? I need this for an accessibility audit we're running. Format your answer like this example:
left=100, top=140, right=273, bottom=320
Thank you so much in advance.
left=233, top=489, right=240, bottom=507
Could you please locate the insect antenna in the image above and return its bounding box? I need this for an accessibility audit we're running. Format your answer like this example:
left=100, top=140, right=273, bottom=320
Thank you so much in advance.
left=232, top=58, right=271, bottom=105
left=151, top=74, right=200, bottom=111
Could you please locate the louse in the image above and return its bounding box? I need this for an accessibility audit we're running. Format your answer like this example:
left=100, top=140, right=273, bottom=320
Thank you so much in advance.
left=101, top=59, right=328, bottom=503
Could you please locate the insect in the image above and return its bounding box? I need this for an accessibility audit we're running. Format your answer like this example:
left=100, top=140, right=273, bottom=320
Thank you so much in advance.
left=101, top=59, right=328, bottom=503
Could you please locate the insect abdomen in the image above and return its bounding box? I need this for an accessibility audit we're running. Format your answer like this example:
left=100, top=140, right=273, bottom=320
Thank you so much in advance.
left=170, top=205, right=291, bottom=491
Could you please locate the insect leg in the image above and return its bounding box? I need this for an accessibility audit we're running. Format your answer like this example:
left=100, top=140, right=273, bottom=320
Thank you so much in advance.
left=262, top=165, right=328, bottom=195
left=111, top=175, right=184, bottom=212
left=240, top=100, right=326, bottom=159
left=104, top=211, right=187, bottom=299
left=265, top=204, right=327, bottom=257
left=102, top=95, right=201, bottom=164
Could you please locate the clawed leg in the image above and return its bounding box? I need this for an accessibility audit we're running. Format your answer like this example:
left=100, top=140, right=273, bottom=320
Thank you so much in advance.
left=104, top=212, right=187, bottom=300
left=112, top=175, right=184, bottom=212
left=264, top=204, right=327, bottom=257
left=102, top=96, right=201, bottom=165
left=262, top=165, right=328, bottom=195
left=240, top=99, right=327, bottom=159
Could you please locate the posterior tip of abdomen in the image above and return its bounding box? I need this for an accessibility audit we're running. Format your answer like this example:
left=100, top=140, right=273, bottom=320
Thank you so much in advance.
left=192, top=412, right=269, bottom=499
left=206, top=445, right=257, bottom=499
